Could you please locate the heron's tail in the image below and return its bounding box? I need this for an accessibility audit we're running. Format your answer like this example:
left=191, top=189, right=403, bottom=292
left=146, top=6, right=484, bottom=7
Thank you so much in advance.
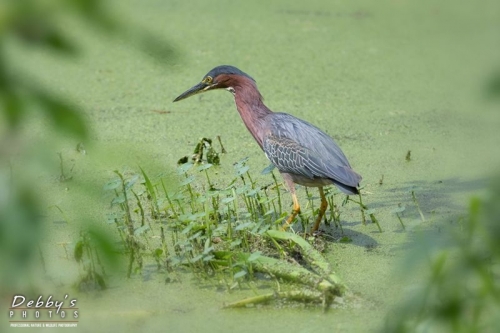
left=333, top=180, right=359, bottom=195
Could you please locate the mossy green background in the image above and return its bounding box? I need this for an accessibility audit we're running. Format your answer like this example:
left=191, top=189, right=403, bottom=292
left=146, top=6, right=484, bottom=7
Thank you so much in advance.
left=2, top=0, right=500, bottom=332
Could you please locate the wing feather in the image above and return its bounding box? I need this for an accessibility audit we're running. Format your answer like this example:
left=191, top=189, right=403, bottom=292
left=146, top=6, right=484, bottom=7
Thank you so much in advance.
left=262, top=112, right=362, bottom=188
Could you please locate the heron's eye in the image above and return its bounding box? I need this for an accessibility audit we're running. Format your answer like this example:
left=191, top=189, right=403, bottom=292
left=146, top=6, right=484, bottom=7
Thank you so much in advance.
left=203, top=76, right=213, bottom=84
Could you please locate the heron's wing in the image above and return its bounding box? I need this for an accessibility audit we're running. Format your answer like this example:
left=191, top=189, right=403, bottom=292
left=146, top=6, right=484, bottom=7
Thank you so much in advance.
left=263, top=113, right=362, bottom=187
left=263, top=135, right=360, bottom=189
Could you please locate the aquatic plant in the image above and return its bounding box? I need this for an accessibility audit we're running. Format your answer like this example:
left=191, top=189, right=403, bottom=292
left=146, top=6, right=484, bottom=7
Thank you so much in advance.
left=101, top=139, right=378, bottom=307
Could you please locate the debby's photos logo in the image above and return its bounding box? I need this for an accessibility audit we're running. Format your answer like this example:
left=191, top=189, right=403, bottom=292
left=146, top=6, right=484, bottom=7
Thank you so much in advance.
left=8, top=294, right=79, bottom=328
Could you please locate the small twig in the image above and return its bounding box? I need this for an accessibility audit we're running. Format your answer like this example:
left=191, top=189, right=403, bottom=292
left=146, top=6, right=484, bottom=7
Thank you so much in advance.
left=217, top=135, right=227, bottom=153
left=396, top=213, right=406, bottom=230
left=412, top=191, right=426, bottom=222
left=57, top=152, right=72, bottom=182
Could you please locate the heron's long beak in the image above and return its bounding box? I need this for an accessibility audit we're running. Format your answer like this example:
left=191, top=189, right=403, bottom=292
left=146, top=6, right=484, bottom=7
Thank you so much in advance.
left=173, top=82, right=213, bottom=102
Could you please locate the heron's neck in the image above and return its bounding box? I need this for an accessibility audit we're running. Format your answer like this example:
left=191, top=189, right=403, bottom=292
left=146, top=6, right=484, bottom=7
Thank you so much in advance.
left=230, top=79, right=271, bottom=148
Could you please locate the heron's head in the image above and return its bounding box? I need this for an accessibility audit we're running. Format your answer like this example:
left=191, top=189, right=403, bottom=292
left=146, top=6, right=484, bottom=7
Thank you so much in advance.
left=173, top=65, right=256, bottom=102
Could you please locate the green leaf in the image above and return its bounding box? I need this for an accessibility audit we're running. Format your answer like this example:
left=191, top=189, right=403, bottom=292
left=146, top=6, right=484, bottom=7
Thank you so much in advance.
left=264, top=209, right=275, bottom=216
left=139, top=166, right=156, bottom=200
left=188, top=230, right=203, bottom=241
left=134, top=225, right=150, bottom=236
left=213, top=251, right=232, bottom=260
left=74, top=241, right=84, bottom=262
left=177, top=163, right=194, bottom=174
left=236, top=165, right=250, bottom=176
left=234, top=222, right=253, bottom=231
left=391, top=206, right=406, bottom=214
left=180, top=176, right=195, bottom=186
left=125, top=174, right=139, bottom=191
left=221, top=196, right=235, bottom=204
left=235, top=185, right=250, bottom=195
left=190, top=254, right=203, bottom=263
left=203, top=246, right=214, bottom=255
left=245, top=189, right=258, bottom=197
left=247, top=251, right=262, bottom=262
left=233, top=270, right=247, bottom=279
left=197, top=163, right=213, bottom=171
left=234, top=157, right=249, bottom=168
left=230, top=239, right=241, bottom=248
left=154, top=248, right=163, bottom=257
left=181, top=223, right=194, bottom=234
left=261, top=164, right=275, bottom=175
left=111, top=194, right=125, bottom=205
left=103, top=179, right=121, bottom=191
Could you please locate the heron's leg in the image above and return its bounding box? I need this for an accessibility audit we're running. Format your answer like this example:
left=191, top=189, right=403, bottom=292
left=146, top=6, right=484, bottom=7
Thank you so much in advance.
left=281, top=174, right=300, bottom=230
left=312, top=187, right=328, bottom=232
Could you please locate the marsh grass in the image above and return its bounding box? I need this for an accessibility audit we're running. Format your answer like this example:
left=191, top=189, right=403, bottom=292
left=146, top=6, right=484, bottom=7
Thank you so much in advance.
left=347, top=194, right=382, bottom=232
left=99, top=139, right=379, bottom=306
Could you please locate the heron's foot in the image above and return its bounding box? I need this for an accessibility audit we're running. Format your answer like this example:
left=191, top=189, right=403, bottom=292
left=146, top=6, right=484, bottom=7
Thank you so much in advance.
left=280, top=209, right=300, bottom=231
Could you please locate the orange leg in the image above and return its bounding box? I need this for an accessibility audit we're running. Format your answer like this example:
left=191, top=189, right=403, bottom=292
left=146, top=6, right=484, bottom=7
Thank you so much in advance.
left=282, top=192, right=301, bottom=230
left=281, top=174, right=300, bottom=230
left=311, top=187, right=328, bottom=232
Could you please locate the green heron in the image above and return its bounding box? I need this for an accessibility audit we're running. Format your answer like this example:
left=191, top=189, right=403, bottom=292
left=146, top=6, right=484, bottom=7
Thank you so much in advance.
left=173, top=65, right=361, bottom=232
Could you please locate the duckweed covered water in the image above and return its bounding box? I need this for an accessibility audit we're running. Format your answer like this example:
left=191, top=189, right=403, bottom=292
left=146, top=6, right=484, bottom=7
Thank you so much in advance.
left=2, top=0, right=500, bottom=332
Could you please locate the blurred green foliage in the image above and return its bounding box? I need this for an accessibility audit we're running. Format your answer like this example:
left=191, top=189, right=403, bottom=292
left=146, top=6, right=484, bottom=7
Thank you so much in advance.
left=384, top=178, right=500, bottom=332
left=0, top=176, right=41, bottom=290
left=485, top=70, right=500, bottom=101
left=0, top=0, right=177, bottom=136
left=73, top=226, right=122, bottom=291
left=0, top=0, right=176, bottom=294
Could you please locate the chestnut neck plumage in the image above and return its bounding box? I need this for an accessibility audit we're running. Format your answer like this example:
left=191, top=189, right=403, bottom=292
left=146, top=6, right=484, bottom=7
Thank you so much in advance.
left=226, top=75, right=272, bottom=148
